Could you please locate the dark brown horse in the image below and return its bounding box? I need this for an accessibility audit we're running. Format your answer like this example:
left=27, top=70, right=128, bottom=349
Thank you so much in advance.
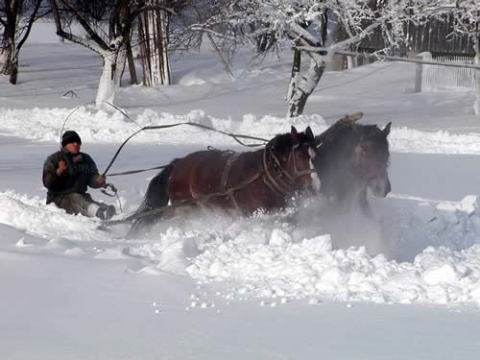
left=314, top=114, right=391, bottom=216
left=129, top=126, right=317, bottom=233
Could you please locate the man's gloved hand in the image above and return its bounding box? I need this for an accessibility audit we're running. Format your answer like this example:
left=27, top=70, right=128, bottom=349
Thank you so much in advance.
left=95, top=174, right=106, bottom=187
left=56, top=160, right=67, bottom=176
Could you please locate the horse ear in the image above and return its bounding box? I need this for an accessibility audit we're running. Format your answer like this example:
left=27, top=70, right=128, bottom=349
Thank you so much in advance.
left=291, top=126, right=299, bottom=143
left=383, top=122, right=392, bottom=137
left=305, top=126, right=314, bottom=141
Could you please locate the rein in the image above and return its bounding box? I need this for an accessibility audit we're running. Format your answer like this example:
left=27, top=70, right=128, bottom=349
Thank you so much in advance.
left=262, top=145, right=315, bottom=196
left=101, top=122, right=268, bottom=178
left=107, top=164, right=168, bottom=177
left=102, top=127, right=317, bottom=226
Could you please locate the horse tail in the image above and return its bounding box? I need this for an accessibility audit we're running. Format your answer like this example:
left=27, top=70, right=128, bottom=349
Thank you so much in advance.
left=128, top=162, right=175, bottom=237
left=143, top=162, right=175, bottom=210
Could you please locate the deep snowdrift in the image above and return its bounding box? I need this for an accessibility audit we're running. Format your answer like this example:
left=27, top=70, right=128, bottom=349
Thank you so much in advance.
left=2, top=180, right=480, bottom=306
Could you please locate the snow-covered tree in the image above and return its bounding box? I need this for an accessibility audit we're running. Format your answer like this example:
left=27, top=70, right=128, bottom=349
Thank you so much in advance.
left=48, top=0, right=180, bottom=109
left=168, top=0, right=241, bottom=79
left=206, top=0, right=424, bottom=117
left=49, top=0, right=125, bottom=108
left=0, top=0, right=43, bottom=84
left=137, top=0, right=185, bottom=87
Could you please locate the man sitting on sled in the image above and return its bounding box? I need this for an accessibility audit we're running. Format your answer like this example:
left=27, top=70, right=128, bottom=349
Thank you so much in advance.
left=42, top=130, right=116, bottom=220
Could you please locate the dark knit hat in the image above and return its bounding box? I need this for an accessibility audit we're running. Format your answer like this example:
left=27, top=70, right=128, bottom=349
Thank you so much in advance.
left=61, top=130, right=82, bottom=146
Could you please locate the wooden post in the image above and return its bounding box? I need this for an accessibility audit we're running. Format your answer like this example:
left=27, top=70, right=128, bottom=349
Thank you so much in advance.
left=415, top=52, right=431, bottom=93
left=474, top=36, right=480, bottom=115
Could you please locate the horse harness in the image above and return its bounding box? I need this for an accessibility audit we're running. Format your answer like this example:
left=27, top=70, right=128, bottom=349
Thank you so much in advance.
left=262, top=144, right=315, bottom=196
left=219, top=152, right=242, bottom=211
left=210, top=144, right=316, bottom=211
left=104, top=142, right=316, bottom=225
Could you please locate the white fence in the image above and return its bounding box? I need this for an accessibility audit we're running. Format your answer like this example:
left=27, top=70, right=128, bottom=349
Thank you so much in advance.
left=415, top=52, right=476, bottom=92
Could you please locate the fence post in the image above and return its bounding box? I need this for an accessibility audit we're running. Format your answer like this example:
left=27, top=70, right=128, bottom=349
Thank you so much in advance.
left=415, top=52, right=432, bottom=93
left=474, top=53, right=480, bottom=116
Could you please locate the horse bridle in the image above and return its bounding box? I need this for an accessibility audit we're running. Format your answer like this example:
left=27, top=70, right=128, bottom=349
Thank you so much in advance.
left=262, top=143, right=316, bottom=196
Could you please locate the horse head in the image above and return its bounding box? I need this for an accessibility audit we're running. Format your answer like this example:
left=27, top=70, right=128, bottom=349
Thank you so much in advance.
left=353, top=122, right=391, bottom=197
left=314, top=118, right=391, bottom=207
left=265, top=126, right=318, bottom=193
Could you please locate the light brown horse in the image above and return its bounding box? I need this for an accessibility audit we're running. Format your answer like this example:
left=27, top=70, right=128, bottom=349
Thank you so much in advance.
left=129, top=126, right=317, bottom=233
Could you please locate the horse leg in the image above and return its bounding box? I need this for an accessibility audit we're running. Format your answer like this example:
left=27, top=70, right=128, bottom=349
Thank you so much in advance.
left=359, top=188, right=373, bottom=218
left=128, top=163, right=175, bottom=237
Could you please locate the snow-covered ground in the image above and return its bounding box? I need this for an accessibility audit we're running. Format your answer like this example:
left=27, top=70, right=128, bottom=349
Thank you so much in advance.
left=1, top=23, right=480, bottom=359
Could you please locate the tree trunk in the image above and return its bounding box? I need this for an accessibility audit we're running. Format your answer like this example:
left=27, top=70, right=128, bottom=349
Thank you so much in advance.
left=114, top=46, right=127, bottom=87
left=125, top=38, right=138, bottom=84
left=158, top=8, right=171, bottom=85
left=474, top=36, right=480, bottom=116
left=0, top=35, right=15, bottom=76
left=138, top=5, right=171, bottom=87
left=1, top=0, right=40, bottom=84
left=287, top=53, right=326, bottom=117
left=95, top=51, right=118, bottom=109
left=0, top=46, right=13, bottom=75
left=0, top=0, right=16, bottom=77
left=0, top=46, right=18, bottom=85
left=286, top=49, right=301, bottom=105
left=9, top=54, right=19, bottom=84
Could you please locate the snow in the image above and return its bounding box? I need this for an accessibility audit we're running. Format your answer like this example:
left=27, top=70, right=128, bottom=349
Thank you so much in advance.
left=1, top=23, right=480, bottom=359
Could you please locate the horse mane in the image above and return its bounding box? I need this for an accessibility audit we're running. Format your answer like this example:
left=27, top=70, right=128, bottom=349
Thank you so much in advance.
left=320, top=123, right=389, bottom=153
left=268, top=132, right=294, bottom=152
left=268, top=130, right=313, bottom=153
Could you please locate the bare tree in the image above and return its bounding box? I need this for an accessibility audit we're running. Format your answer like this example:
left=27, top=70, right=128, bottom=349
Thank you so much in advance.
left=281, top=1, right=418, bottom=117
left=0, top=0, right=43, bottom=84
left=167, top=0, right=248, bottom=79
left=137, top=0, right=187, bottom=86
left=198, top=0, right=423, bottom=117
left=48, top=0, right=178, bottom=108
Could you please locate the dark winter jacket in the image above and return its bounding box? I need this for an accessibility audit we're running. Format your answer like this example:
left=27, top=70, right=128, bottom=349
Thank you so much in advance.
left=42, top=148, right=102, bottom=204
